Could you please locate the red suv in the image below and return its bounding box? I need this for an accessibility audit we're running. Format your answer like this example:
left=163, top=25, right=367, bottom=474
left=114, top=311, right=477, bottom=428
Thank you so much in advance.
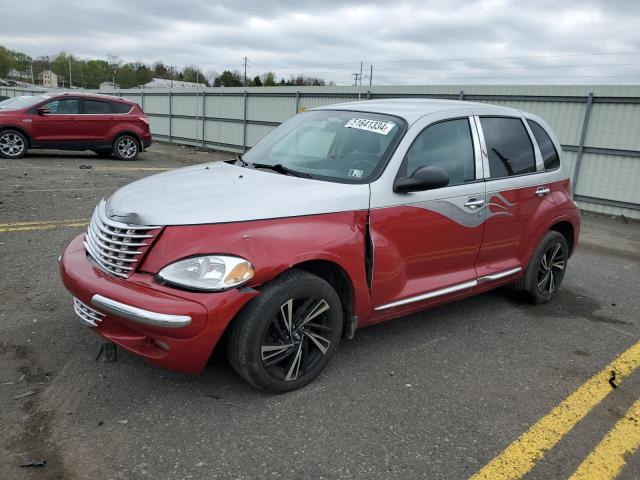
left=0, top=92, right=151, bottom=160
left=60, top=99, right=580, bottom=392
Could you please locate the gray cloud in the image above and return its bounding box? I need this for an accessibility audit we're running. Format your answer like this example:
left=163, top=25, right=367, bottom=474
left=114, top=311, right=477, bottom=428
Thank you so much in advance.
left=1, top=0, right=639, bottom=85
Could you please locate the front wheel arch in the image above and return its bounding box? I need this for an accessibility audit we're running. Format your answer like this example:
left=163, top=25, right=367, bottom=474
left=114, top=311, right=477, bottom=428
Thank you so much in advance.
left=226, top=268, right=344, bottom=392
left=0, top=126, right=32, bottom=146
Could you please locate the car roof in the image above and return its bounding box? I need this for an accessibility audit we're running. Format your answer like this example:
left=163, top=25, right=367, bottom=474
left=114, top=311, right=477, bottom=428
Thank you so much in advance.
left=52, top=91, right=132, bottom=104
left=313, top=98, right=520, bottom=124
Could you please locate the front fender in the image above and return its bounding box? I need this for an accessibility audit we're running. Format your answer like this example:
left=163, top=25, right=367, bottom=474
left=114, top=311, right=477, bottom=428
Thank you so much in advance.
left=139, top=210, right=373, bottom=320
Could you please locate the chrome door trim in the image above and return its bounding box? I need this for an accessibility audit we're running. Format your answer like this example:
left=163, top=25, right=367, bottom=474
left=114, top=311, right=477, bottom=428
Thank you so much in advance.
left=469, top=115, right=484, bottom=180
left=92, top=294, right=192, bottom=328
left=472, top=116, right=490, bottom=179
left=522, top=115, right=545, bottom=171
left=374, top=279, right=478, bottom=311
left=478, top=266, right=522, bottom=282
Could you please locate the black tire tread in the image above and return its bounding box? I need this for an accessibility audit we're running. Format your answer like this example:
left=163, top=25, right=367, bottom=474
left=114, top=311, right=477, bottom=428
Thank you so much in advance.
left=0, top=129, right=28, bottom=159
left=521, top=230, right=568, bottom=304
left=112, top=134, right=139, bottom=161
left=226, top=269, right=342, bottom=392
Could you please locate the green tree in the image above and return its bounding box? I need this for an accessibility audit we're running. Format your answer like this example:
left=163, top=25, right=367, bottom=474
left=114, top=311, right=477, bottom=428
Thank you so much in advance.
left=182, top=64, right=208, bottom=85
left=262, top=71, right=276, bottom=86
left=0, top=46, right=10, bottom=77
left=153, top=61, right=169, bottom=78
left=214, top=70, right=243, bottom=87
left=252, top=75, right=262, bottom=87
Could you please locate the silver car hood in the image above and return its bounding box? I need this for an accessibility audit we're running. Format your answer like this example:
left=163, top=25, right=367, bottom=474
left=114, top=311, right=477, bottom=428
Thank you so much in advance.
left=105, top=161, right=370, bottom=226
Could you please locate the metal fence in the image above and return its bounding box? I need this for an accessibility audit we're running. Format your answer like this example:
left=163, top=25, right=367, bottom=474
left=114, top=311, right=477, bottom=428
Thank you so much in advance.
left=2, top=84, right=640, bottom=219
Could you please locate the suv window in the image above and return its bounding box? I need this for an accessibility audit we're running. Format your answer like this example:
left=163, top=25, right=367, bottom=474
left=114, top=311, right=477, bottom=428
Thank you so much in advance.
left=527, top=120, right=560, bottom=170
left=83, top=100, right=113, bottom=114
left=112, top=102, right=133, bottom=114
left=43, top=98, right=79, bottom=114
left=480, top=117, right=536, bottom=178
left=402, top=118, right=475, bottom=185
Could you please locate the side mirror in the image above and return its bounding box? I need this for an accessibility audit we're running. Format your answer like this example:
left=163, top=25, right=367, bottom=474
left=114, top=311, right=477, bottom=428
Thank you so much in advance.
left=37, top=108, right=50, bottom=116
left=393, top=165, right=450, bottom=193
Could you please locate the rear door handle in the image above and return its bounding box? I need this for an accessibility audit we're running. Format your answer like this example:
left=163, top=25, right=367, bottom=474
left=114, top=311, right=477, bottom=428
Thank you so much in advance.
left=535, top=186, right=551, bottom=197
left=464, top=198, right=486, bottom=210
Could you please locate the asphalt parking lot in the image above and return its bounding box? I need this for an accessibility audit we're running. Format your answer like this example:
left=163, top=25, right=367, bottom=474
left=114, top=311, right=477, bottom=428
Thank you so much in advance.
left=1, top=143, right=638, bottom=480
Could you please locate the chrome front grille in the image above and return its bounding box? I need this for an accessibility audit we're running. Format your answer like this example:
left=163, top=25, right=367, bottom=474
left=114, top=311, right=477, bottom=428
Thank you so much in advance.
left=73, top=297, right=104, bottom=327
left=84, top=200, right=158, bottom=278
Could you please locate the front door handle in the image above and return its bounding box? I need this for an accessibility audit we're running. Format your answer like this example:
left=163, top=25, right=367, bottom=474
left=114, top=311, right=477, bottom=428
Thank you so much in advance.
left=464, top=198, right=486, bottom=210
left=535, top=186, right=551, bottom=197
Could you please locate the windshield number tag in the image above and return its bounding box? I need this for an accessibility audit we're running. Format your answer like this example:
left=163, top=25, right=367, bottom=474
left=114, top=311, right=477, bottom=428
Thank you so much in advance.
left=348, top=169, right=364, bottom=178
left=344, top=118, right=394, bottom=135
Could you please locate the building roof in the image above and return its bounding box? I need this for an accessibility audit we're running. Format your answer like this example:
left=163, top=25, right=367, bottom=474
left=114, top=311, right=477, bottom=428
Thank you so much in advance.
left=315, top=98, right=520, bottom=124
left=142, top=77, right=206, bottom=88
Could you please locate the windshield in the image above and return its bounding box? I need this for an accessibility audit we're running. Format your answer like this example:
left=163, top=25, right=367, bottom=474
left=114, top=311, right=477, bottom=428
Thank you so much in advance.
left=0, top=97, right=27, bottom=108
left=0, top=94, right=50, bottom=111
left=242, top=110, right=405, bottom=183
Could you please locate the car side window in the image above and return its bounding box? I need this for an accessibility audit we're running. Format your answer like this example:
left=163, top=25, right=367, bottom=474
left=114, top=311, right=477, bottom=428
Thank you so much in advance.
left=43, top=99, right=79, bottom=114
left=527, top=120, right=560, bottom=171
left=112, top=102, right=132, bottom=114
left=480, top=117, right=536, bottom=178
left=83, top=100, right=113, bottom=114
left=401, top=118, right=475, bottom=186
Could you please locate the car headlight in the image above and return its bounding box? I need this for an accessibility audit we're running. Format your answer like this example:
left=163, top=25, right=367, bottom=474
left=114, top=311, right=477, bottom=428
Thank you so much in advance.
left=158, top=255, right=254, bottom=291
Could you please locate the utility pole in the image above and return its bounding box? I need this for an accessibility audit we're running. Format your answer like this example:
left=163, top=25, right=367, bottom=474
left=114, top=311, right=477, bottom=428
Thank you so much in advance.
left=242, top=56, right=249, bottom=86
left=369, top=64, right=373, bottom=87
left=69, top=57, right=73, bottom=88
left=352, top=72, right=360, bottom=86
left=359, top=62, right=363, bottom=86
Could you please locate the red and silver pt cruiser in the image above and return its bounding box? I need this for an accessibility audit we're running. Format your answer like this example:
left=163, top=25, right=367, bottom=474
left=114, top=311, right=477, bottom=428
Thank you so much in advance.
left=60, top=99, right=580, bottom=392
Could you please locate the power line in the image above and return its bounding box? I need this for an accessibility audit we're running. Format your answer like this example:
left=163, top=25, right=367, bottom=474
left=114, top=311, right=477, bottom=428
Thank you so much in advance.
left=248, top=50, right=640, bottom=70
left=370, top=62, right=640, bottom=73
left=359, top=50, right=640, bottom=66
left=381, top=73, right=640, bottom=81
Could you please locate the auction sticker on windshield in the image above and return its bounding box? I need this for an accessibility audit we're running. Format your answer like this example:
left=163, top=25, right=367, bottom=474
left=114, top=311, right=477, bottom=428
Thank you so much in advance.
left=345, top=118, right=395, bottom=135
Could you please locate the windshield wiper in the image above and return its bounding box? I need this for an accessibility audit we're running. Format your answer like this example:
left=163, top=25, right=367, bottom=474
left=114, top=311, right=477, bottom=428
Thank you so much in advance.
left=224, top=153, right=249, bottom=167
left=251, top=162, right=312, bottom=178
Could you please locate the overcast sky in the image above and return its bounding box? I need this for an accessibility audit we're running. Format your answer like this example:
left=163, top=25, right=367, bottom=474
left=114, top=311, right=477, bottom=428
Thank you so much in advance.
left=1, top=0, right=639, bottom=85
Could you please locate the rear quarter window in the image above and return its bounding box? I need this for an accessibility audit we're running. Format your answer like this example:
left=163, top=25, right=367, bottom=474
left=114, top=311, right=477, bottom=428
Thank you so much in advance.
left=112, top=102, right=133, bottom=114
left=527, top=120, right=560, bottom=171
left=83, top=100, right=113, bottom=114
left=480, top=117, right=536, bottom=178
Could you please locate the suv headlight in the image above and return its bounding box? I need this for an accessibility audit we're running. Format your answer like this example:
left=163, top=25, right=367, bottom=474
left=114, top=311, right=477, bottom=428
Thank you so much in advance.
left=158, top=255, right=254, bottom=291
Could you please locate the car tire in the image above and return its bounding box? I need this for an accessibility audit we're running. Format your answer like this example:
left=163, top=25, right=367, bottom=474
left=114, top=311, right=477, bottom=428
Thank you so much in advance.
left=227, top=269, right=343, bottom=392
left=513, top=231, right=569, bottom=304
left=0, top=129, right=28, bottom=159
left=93, top=150, right=112, bottom=158
left=112, top=134, right=139, bottom=161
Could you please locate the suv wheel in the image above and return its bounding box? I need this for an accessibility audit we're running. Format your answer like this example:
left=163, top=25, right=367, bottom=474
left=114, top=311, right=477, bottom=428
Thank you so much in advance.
left=0, top=130, right=28, bottom=159
left=513, top=231, right=569, bottom=304
left=113, top=135, right=139, bottom=160
left=227, top=270, right=343, bottom=392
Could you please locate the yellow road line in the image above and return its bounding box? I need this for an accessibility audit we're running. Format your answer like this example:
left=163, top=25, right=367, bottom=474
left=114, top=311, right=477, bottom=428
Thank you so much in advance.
left=471, top=340, right=640, bottom=480
left=0, top=221, right=87, bottom=233
left=569, top=399, right=640, bottom=480
left=0, top=219, right=86, bottom=227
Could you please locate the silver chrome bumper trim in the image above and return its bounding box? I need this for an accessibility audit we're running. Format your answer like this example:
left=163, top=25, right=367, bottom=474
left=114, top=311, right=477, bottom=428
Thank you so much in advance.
left=73, top=297, right=105, bottom=327
left=478, top=266, right=522, bottom=282
left=91, top=294, right=191, bottom=328
left=374, top=279, right=478, bottom=311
